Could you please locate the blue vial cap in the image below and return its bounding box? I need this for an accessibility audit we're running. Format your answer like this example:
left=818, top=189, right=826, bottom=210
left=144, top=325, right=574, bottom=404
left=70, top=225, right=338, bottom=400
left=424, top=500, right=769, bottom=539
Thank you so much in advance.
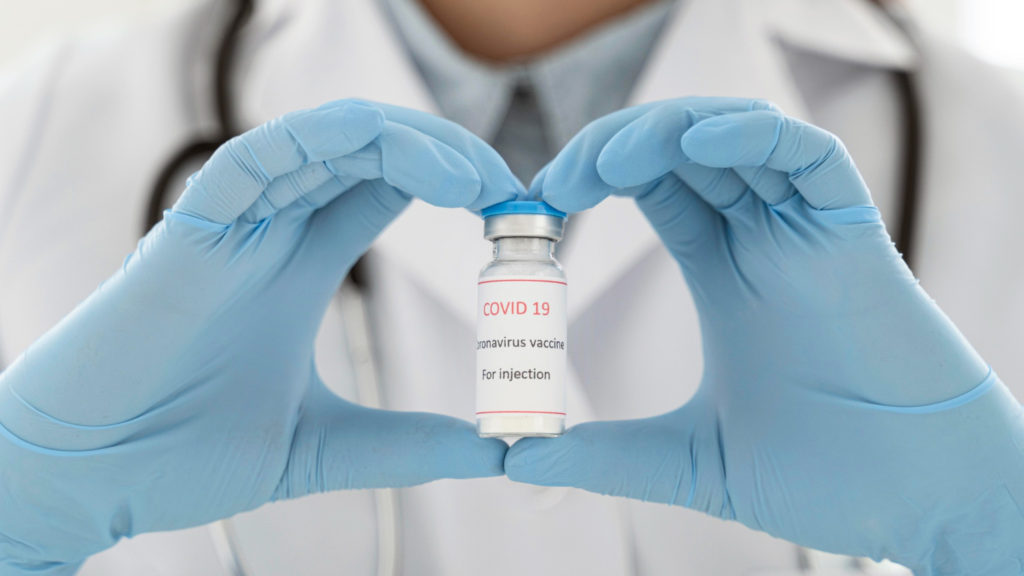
left=481, top=200, right=567, bottom=220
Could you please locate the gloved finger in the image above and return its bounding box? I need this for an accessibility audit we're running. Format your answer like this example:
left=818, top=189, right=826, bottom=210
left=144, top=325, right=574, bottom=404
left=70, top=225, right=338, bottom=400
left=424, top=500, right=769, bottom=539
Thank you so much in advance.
left=273, top=390, right=507, bottom=500
left=732, top=165, right=795, bottom=206
left=533, top=104, right=654, bottom=213
left=367, top=102, right=524, bottom=211
left=281, top=143, right=381, bottom=212
left=527, top=163, right=551, bottom=200
left=307, top=120, right=482, bottom=211
left=291, top=120, right=488, bottom=283
left=375, top=121, right=482, bottom=207
left=243, top=110, right=498, bottom=222
left=679, top=110, right=872, bottom=209
left=297, top=179, right=411, bottom=284
left=633, top=177, right=728, bottom=295
left=596, top=101, right=771, bottom=216
left=669, top=164, right=753, bottom=215
left=174, top=100, right=385, bottom=224
left=595, top=99, right=777, bottom=188
left=505, top=405, right=733, bottom=518
left=540, top=98, right=773, bottom=213
left=238, top=160, right=357, bottom=223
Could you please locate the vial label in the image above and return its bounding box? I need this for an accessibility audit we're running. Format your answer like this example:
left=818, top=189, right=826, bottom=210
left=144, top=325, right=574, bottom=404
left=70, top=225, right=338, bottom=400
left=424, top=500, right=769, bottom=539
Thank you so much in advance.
left=476, top=277, right=567, bottom=418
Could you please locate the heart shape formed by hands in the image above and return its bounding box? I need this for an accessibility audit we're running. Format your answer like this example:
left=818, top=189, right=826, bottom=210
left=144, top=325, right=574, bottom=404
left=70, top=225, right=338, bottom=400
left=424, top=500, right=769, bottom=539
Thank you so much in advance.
left=2, top=97, right=1023, bottom=575
left=507, top=97, right=1024, bottom=573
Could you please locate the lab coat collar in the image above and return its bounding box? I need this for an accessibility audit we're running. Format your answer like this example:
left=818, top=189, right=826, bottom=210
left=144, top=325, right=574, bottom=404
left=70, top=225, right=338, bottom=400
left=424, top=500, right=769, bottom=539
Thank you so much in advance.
left=237, top=0, right=918, bottom=329
left=378, top=0, right=515, bottom=142
left=631, top=0, right=917, bottom=118
left=381, top=0, right=674, bottom=150
left=767, top=0, right=917, bottom=72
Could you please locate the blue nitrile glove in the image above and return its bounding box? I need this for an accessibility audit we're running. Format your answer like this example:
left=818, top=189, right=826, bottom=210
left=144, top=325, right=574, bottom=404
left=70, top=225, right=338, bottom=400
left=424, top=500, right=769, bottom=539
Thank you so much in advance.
left=0, top=100, right=517, bottom=575
left=509, top=98, right=1024, bottom=573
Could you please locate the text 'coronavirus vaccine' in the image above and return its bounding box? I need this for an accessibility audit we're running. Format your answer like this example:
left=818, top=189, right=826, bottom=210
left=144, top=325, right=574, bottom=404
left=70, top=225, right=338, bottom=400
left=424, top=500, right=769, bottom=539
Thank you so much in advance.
left=477, top=201, right=567, bottom=438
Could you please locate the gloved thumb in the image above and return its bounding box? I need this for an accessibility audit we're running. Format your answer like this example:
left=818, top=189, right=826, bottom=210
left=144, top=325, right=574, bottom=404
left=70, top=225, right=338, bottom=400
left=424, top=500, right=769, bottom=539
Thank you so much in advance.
left=505, top=401, right=734, bottom=519
left=273, top=386, right=507, bottom=501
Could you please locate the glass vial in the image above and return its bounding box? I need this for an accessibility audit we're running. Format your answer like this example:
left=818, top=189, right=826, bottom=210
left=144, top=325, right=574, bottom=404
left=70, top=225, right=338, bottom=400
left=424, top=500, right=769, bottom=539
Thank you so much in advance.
left=477, top=201, right=567, bottom=438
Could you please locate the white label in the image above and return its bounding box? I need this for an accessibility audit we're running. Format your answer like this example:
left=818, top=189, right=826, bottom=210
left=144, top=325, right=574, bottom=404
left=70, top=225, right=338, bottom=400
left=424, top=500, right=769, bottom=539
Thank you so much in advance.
left=476, top=277, right=567, bottom=417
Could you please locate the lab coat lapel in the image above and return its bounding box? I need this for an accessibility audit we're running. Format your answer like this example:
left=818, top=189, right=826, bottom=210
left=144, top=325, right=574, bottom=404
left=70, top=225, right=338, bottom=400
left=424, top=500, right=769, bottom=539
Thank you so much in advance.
left=632, top=0, right=812, bottom=118
left=629, top=0, right=915, bottom=116
left=764, top=0, right=916, bottom=70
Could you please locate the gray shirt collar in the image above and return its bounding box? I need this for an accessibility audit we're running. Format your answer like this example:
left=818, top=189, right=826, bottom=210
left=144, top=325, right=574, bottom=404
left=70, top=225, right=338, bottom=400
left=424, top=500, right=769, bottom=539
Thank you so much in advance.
left=380, top=0, right=675, bottom=150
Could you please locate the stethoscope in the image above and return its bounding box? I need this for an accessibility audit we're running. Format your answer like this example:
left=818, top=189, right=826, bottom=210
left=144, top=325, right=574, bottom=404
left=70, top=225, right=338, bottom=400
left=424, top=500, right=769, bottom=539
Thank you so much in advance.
left=141, top=0, right=923, bottom=574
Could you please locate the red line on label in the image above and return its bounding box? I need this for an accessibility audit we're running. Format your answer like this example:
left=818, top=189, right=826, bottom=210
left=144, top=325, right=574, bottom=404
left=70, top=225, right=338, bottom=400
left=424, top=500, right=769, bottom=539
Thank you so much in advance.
left=478, top=279, right=567, bottom=286
left=476, top=410, right=567, bottom=415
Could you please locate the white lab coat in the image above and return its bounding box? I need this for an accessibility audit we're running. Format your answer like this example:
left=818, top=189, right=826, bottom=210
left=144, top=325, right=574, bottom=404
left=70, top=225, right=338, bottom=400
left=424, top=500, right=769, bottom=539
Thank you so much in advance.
left=1, top=0, right=1023, bottom=574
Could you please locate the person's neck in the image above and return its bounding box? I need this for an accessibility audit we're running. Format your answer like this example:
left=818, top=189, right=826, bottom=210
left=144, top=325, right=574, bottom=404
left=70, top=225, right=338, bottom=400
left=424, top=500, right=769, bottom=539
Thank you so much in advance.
left=418, top=0, right=654, bottom=63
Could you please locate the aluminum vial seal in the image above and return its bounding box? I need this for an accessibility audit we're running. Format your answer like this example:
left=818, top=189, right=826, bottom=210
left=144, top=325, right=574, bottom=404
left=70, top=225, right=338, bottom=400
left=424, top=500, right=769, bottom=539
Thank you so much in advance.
left=481, top=200, right=566, bottom=241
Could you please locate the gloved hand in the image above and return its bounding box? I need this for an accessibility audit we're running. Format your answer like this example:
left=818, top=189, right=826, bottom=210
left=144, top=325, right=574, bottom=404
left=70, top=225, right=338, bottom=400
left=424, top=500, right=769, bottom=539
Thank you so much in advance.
left=0, top=100, right=516, bottom=575
left=508, top=98, right=1024, bottom=573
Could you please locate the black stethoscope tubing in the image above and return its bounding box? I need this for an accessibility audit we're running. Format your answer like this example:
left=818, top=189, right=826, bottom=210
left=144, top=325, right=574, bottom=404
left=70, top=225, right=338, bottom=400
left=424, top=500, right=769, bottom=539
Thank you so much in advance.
left=142, top=0, right=924, bottom=270
left=144, top=0, right=252, bottom=235
left=891, top=66, right=922, bottom=270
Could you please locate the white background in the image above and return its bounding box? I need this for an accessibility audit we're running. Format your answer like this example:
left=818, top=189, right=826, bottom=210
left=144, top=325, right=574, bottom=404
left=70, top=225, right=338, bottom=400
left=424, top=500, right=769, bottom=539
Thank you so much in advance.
left=0, top=0, right=1022, bottom=71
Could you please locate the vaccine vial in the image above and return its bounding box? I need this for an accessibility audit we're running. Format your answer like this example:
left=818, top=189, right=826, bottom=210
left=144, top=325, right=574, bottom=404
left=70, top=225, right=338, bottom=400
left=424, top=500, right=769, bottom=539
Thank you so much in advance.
left=477, top=201, right=567, bottom=438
